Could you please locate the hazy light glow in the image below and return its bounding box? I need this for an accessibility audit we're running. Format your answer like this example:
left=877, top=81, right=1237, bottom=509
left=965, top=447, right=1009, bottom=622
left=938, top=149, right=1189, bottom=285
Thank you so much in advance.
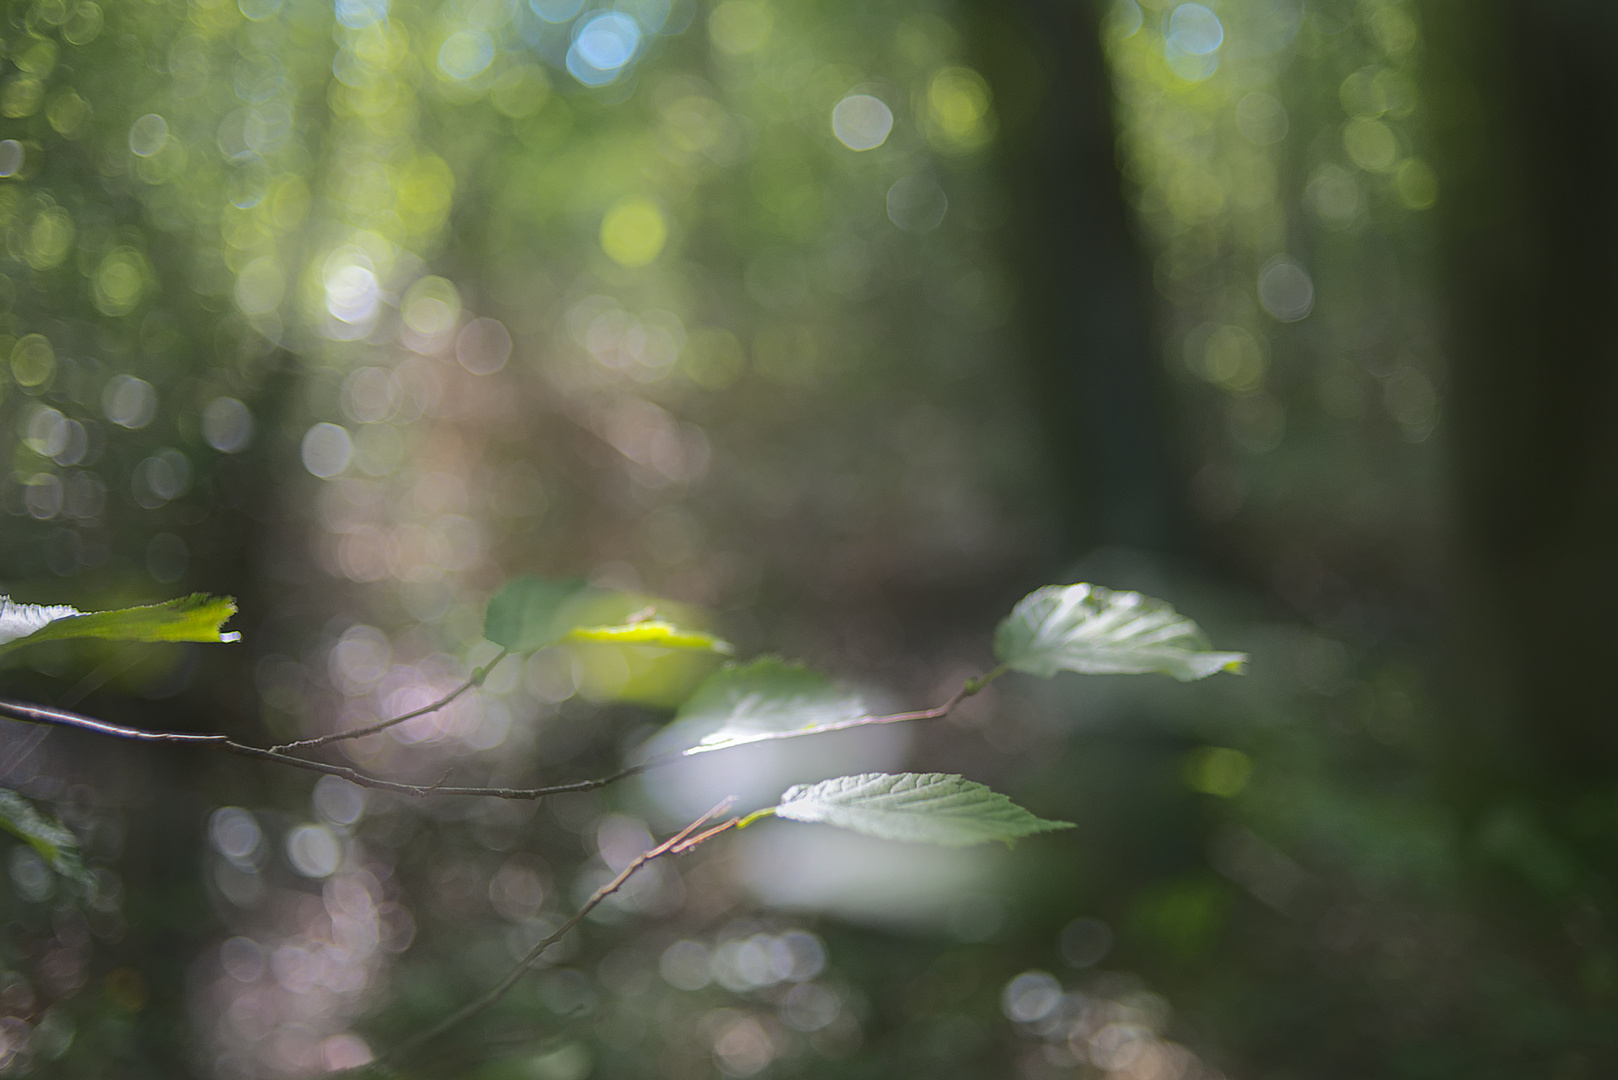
left=831, top=94, right=892, bottom=151
left=568, top=12, right=641, bottom=85
left=438, top=30, right=494, bottom=81
left=1258, top=256, right=1315, bottom=322
left=886, top=175, right=948, bottom=233
left=1167, top=3, right=1223, bottom=54
left=335, top=0, right=388, bottom=28
left=302, top=423, right=353, bottom=478
left=531, top=0, right=583, bottom=21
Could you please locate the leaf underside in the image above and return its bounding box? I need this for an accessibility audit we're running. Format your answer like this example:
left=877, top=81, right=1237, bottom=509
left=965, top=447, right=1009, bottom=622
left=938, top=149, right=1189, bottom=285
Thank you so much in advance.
left=650, top=656, right=867, bottom=756
left=0, top=789, right=91, bottom=888
left=993, top=583, right=1246, bottom=682
left=774, top=771, right=1075, bottom=847
left=0, top=594, right=239, bottom=656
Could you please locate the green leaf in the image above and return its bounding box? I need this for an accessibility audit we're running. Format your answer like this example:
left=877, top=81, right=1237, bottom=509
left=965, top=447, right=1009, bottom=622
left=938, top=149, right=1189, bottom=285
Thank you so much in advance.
left=564, top=621, right=733, bottom=654
left=773, top=772, right=1074, bottom=846
left=0, top=789, right=91, bottom=888
left=992, top=583, right=1246, bottom=682
left=484, top=575, right=729, bottom=656
left=0, top=594, right=239, bottom=656
left=653, top=657, right=867, bottom=756
left=482, top=575, right=597, bottom=653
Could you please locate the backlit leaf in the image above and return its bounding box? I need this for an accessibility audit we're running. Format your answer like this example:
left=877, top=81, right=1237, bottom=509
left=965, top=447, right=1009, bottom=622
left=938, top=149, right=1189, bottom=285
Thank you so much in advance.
left=773, top=772, right=1074, bottom=846
left=564, top=620, right=733, bottom=654
left=993, top=584, right=1246, bottom=682
left=0, top=594, right=239, bottom=656
left=482, top=575, right=597, bottom=653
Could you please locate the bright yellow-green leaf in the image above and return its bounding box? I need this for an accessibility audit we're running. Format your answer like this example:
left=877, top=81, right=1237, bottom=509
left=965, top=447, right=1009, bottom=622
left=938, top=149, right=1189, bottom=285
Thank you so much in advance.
left=0, top=594, right=239, bottom=656
left=565, top=621, right=733, bottom=654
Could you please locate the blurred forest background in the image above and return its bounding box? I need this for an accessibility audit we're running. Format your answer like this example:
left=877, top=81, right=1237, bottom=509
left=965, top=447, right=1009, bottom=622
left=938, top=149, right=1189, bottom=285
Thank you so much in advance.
left=2, top=0, right=1617, bottom=1076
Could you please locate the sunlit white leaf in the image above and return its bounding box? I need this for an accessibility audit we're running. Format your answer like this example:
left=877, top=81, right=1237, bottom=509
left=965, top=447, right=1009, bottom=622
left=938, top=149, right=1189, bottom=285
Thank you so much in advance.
left=993, top=583, right=1245, bottom=682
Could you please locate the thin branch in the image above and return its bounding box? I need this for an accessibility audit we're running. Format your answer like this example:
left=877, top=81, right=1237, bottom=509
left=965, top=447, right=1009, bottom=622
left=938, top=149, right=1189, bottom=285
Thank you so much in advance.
left=661, top=663, right=1009, bottom=760
left=0, top=698, right=640, bottom=801
left=0, top=664, right=1004, bottom=804
left=269, top=649, right=510, bottom=753
left=372, top=797, right=740, bottom=1065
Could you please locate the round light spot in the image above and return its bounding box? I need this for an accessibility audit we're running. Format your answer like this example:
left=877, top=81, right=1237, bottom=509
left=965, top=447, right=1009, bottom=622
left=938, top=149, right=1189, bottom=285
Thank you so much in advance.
left=203, top=396, right=254, bottom=453
left=831, top=94, right=892, bottom=151
left=456, top=317, right=512, bottom=374
left=0, top=140, right=23, bottom=177
left=1002, top=970, right=1063, bottom=1023
left=600, top=198, right=667, bottom=267
left=301, top=423, right=353, bottom=478
left=568, top=12, right=641, bottom=85
left=128, top=113, right=168, bottom=157
left=102, top=374, right=157, bottom=428
left=210, top=807, right=262, bottom=864
left=313, top=776, right=365, bottom=826
left=886, top=174, right=948, bottom=233
left=1060, top=918, right=1113, bottom=968
left=1258, top=256, right=1315, bottom=322
left=11, top=335, right=55, bottom=388
left=1236, top=92, right=1287, bottom=145
left=285, top=823, right=341, bottom=878
left=234, top=256, right=285, bottom=316
left=438, top=30, right=494, bottom=81
left=335, top=0, right=387, bottom=28
left=402, top=275, right=461, bottom=337
left=1167, top=3, right=1223, bottom=54
left=1395, top=158, right=1439, bottom=209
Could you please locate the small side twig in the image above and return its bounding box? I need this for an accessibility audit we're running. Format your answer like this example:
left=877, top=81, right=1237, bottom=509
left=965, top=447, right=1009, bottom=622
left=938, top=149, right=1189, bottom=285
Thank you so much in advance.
left=372, top=797, right=741, bottom=1063
left=269, top=649, right=510, bottom=753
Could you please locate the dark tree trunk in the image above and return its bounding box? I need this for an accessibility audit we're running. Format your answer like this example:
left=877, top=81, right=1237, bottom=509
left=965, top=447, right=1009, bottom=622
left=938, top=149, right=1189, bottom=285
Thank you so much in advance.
left=1426, top=0, right=1618, bottom=789
left=971, top=0, right=1182, bottom=557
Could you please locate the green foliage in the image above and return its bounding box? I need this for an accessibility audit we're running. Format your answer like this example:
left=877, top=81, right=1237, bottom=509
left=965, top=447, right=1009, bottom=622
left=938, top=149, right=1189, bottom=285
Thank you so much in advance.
left=771, top=772, right=1075, bottom=846
left=655, top=656, right=868, bottom=755
left=564, top=621, right=732, bottom=654
left=993, top=584, right=1246, bottom=682
left=483, top=575, right=727, bottom=656
left=0, top=594, right=239, bottom=656
left=482, top=576, right=597, bottom=653
left=0, top=789, right=91, bottom=889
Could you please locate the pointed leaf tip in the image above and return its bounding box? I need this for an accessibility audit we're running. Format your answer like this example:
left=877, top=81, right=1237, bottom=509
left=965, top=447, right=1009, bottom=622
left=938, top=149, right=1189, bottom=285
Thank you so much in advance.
left=993, top=583, right=1247, bottom=682
left=773, top=772, right=1074, bottom=847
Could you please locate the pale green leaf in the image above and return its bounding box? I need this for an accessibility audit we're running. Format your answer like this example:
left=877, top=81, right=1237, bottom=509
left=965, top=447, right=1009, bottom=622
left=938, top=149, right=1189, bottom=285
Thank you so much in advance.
left=992, top=583, right=1246, bottom=682
left=773, top=772, right=1074, bottom=846
left=564, top=621, right=733, bottom=654
left=0, top=594, right=239, bottom=656
left=484, top=575, right=728, bottom=657
left=651, top=657, right=867, bottom=756
left=482, top=575, right=597, bottom=653
left=0, top=789, right=91, bottom=888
